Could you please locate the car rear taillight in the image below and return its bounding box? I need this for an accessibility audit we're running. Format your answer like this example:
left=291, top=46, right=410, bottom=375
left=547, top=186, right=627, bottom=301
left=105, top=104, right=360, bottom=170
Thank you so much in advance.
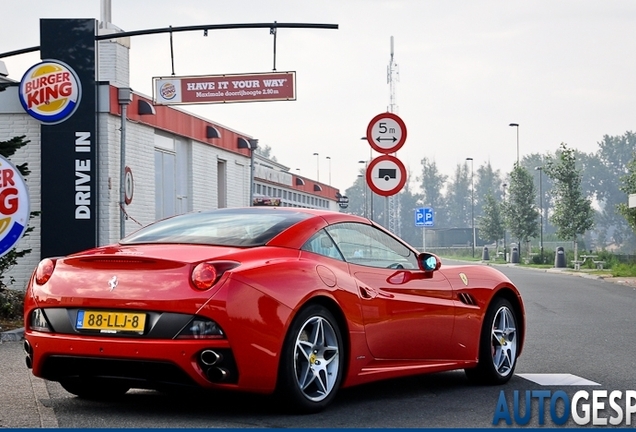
left=192, top=263, right=218, bottom=290
left=35, top=259, right=56, bottom=285
left=190, top=261, right=240, bottom=291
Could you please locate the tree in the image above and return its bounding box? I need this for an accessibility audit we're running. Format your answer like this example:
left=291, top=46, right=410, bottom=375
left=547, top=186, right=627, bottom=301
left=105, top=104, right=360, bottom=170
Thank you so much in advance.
left=445, top=162, right=471, bottom=229
left=589, top=132, right=636, bottom=251
left=475, top=161, right=503, bottom=218
left=616, top=154, right=636, bottom=235
left=418, top=157, right=447, bottom=227
left=343, top=168, right=367, bottom=218
left=522, top=152, right=555, bottom=237
left=254, top=144, right=277, bottom=162
left=545, top=143, right=594, bottom=262
left=398, top=173, right=423, bottom=248
left=503, top=163, right=539, bottom=259
left=478, top=193, right=505, bottom=255
left=0, top=136, right=38, bottom=290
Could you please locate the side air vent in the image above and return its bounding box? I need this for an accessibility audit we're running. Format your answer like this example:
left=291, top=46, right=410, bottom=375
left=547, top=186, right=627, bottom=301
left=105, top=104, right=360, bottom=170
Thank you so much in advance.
left=458, top=292, right=478, bottom=306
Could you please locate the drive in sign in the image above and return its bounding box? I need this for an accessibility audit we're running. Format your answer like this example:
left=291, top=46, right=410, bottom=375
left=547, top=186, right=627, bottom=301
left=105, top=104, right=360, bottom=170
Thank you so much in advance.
left=366, top=112, right=407, bottom=154
left=366, top=155, right=407, bottom=197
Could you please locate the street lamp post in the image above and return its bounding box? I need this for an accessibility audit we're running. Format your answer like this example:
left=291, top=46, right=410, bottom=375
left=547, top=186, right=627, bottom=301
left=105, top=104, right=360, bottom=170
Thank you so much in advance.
left=360, top=137, right=374, bottom=221
left=326, top=156, right=331, bottom=185
left=502, top=182, right=507, bottom=262
left=357, top=173, right=367, bottom=218
left=509, top=123, right=519, bottom=164
left=466, top=157, right=475, bottom=258
left=118, top=87, right=133, bottom=239
left=313, top=152, right=319, bottom=181
left=535, top=166, right=544, bottom=263
left=358, top=160, right=368, bottom=218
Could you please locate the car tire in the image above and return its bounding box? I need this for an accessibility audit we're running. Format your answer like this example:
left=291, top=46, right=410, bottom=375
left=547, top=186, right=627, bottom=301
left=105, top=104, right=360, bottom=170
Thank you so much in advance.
left=277, top=304, right=344, bottom=413
left=59, top=378, right=130, bottom=399
left=465, top=297, right=519, bottom=385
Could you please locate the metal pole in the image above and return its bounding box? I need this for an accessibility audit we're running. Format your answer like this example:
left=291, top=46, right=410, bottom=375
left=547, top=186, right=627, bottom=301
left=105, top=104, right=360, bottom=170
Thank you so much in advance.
left=471, top=164, right=475, bottom=258
left=270, top=21, right=277, bottom=71
left=537, top=167, right=544, bottom=263
left=249, top=139, right=258, bottom=206
left=250, top=150, right=255, bottom=206
left=119, top=103, right=127, bottom=239
left=313, top=152, right=319, bottom=181
left=369, top=147, right=374, bottom=221
left=502, top=183, right=507, bottom=262
left=423, top=227, right=426, bottom=251
left=118, top=87, right=132, bottom=239
left=364, top=179, right=367, bottom=218
left=509, top=123, right=519, bottom=165
left=466, top=157, right=474, bottom=257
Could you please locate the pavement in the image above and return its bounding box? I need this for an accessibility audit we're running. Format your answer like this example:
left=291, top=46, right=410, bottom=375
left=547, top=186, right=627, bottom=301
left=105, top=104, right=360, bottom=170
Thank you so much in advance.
left=0, top=335, right=58, bottom=428
left=0, top=264, right=634, bottom=428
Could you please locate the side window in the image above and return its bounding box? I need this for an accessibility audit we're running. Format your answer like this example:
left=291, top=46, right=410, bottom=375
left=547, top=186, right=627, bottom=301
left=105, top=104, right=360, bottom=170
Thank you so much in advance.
left=325, top=223, right=418, bottom=269
left=301, top=230, right=344, bottom=261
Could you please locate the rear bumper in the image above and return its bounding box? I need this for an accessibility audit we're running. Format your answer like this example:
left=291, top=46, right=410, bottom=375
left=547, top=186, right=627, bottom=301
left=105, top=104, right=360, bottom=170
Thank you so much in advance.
left=24, top=331, right=265, bottom=392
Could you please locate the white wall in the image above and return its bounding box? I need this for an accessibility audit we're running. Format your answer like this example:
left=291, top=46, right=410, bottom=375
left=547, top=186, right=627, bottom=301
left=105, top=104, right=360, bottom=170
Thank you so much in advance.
left=0, top=109, right=42, bottom=290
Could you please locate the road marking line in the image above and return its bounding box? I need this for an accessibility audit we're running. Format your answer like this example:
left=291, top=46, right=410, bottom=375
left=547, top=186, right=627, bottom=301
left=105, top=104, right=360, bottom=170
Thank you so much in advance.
left=517, top=373, right=601, bottom=386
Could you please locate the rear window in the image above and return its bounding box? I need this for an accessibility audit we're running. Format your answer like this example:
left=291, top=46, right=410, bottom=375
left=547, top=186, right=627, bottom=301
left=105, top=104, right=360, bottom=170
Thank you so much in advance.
left=121, top=209, right=311, bottom=247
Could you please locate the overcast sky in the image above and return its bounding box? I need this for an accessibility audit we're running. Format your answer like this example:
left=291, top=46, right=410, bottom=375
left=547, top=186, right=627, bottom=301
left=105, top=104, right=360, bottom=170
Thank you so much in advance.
left=2, top=1, right=636, bottom=193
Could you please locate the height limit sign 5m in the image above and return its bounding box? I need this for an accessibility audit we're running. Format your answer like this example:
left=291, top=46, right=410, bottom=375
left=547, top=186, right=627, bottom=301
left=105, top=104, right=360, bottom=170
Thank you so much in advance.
left=366, top=112, right=407, bottom=154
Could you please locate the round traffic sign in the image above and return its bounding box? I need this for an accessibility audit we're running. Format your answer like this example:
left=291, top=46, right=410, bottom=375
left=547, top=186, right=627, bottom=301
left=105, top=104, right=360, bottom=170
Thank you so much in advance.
left=124, top=166, right=134, bottom=205
left=366, top=112, right=407, bottom=154
left=366, top=155, right=407, bottom=197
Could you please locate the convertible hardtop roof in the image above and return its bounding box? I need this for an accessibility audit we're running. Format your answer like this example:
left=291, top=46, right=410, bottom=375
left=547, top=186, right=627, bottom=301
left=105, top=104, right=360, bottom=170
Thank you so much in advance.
left=121, top=207, right=370, bottom=248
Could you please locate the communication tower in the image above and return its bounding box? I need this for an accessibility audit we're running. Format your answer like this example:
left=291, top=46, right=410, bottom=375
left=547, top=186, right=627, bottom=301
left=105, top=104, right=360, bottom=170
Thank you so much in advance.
left=387, top=37, right=401, bottom=235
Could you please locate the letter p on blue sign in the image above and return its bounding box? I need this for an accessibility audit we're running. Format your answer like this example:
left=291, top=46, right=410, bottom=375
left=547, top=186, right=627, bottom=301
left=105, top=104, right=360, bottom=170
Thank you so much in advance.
left=415, top=207, right=434, bottom=227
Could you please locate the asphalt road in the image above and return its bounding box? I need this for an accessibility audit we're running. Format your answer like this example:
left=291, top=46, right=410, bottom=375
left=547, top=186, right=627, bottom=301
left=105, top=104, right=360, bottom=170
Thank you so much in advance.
left=2, top=263, right=635, bottom=428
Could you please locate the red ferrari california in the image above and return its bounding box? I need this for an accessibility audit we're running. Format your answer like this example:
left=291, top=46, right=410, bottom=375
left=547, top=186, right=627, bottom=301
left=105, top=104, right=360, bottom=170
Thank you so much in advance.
left=24, top=207, right=524, bottom=412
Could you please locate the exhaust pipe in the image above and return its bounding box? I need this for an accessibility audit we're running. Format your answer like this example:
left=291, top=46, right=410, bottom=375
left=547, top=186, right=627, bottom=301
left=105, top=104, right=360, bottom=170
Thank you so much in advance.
left=206, top=367, right=230, bottom=383
left=24, top=340, right=33, bottom=369
left=200, top=349, right=223, bottom=366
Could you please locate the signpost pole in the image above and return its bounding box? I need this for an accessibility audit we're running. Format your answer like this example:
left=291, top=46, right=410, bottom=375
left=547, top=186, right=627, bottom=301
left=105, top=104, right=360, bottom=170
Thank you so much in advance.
left=423, top=227, right=426, bottom=251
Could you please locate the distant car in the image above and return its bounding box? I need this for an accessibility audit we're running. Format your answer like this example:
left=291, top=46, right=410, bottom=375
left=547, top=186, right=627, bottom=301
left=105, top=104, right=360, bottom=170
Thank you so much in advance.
left=23, top=207, right=525, bottom=412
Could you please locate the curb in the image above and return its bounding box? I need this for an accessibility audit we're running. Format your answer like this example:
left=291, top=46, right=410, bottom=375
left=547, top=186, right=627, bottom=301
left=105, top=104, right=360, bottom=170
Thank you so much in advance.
left=0, top=326, right=24, bottom=342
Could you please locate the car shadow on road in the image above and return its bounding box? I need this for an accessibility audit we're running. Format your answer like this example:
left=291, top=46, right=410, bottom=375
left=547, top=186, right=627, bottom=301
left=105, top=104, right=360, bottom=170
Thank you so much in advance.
left=42, top=370, right=523, bottom=428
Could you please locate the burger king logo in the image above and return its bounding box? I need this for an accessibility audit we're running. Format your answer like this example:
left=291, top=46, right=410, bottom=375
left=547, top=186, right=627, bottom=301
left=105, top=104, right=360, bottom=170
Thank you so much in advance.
left=160, top=82, right=177, bottom=100
left=0, top=156, right=29, bottom=258
left=19, top=60, right=82, bottom=124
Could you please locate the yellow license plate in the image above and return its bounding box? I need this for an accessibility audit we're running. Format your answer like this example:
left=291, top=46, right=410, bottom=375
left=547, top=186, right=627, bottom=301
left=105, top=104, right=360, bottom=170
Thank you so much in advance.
left=76, top=310, right=146, bottom=333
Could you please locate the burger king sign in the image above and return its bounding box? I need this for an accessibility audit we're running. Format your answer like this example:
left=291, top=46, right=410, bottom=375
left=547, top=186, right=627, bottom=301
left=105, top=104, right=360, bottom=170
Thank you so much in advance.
left=19, top=60, right=82, bottom=124
left=0, top=156, right=29, bottom=258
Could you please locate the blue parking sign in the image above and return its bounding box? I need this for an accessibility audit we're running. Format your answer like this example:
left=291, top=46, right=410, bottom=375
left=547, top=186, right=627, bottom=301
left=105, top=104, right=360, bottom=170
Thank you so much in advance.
left=415, top=207, right=434, bottom=227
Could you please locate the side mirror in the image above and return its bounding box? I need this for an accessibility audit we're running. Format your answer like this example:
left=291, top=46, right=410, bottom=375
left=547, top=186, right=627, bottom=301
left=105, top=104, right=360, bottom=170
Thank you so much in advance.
left=386, top=252, right=441, bottom=285
left=418, top=252, right=441, bottom=272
